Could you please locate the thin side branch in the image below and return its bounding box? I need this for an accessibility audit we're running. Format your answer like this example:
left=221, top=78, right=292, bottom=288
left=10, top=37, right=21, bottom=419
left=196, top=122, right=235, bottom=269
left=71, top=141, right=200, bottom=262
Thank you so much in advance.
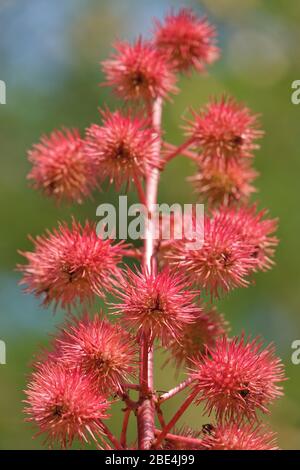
left=154, top=429, right=203, bottom=448
left=120, top=409, right=131, bottom=448
left=155, top=402, right=166, bottom=428
left=118, top=390, right=139, bottom=410
left=132, top=171, right=147, bottom=206
left=164, top=142, right=199, bottom=162
left=164, top=137, right=196, bottom=163
left=158, top=377, right=195, bottom=404
left=124, top=248, right=142, bottom=259
left=101, top=421, right=124, bottom=450
left=152, top=389, right=198, bottom=449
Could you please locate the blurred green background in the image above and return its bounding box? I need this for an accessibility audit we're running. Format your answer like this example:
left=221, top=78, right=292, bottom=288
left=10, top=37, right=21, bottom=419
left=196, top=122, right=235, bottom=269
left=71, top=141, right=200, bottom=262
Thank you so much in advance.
left=0, top=0, right=300, bottom=449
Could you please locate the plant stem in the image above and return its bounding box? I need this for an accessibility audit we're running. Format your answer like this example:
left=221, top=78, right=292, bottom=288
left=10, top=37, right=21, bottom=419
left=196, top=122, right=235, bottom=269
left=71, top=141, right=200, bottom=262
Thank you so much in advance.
left=155, top=402, right=166, bottom=428
left=124, top=248, right=142, bottom=259
left=101, top=421, right=124, bottom=450
left=124, top=383, right=140, bottom=391
left=164, top=137, right=195, bottom=163
left=132, top=171, right=147, bottom=206
left=144, top=97, right=163, bottom=272
left=137, top=97, right=163, bottom=450
left=159, top=377, right=195, bottom=404
left=151, top=389, right=198, bottom=449
left=120, top=409, right=131, bottom=448
left=168, top=146, right=199, bottom=161
left=118, top=390, right=139, bottom=411
left=154, top=429, right=203, bottom=448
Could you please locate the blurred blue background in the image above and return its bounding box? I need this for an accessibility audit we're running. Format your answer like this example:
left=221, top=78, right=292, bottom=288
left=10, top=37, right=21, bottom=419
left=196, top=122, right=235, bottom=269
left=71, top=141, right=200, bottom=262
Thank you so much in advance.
left=0, top=0, right=300, bottom=449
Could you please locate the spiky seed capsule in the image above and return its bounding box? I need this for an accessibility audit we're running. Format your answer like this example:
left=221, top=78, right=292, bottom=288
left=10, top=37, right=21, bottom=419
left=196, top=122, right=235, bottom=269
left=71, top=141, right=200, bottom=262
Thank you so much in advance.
left=24, top=362, right=110, bottom=449
left=185, top=96, right=263, bottom=164
left=166, top=305, right=228, bottom=368
left=102, top=38, right=178, bottom=102
left=18, top=220, right=126, bottom=310
left=190, top=335, right=286, bottom=420
left=201, top=421, right=279, bottom=450
left=28, top=129, right=99, bottom=204
left=154, top=8, right=219, bottom=73
left=52, top=314, right=137, bottom=394
left=112, top=267, right=199, bottom=345
left=85, top=110, right=159, bottom=189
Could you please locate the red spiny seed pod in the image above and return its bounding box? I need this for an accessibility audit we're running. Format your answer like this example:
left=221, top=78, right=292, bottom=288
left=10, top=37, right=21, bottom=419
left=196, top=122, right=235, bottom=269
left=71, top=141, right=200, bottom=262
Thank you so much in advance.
left=185, top=96, right=263, bottom=164
left=213, top=204, right=278, bottom=272
left=27, top=129, right=98, bottom=204
left=200, top=421, right=279, bottom=450
left=165, top=211, right=257, bottom=298
left=112, top=267, right=199, bottom=345
left=190, top=335, right=286, bottom=420
left=102, top=38, right=178, bottom=102
left=166, top=306, right=228, bottom=369
left=52, top=314, right=137, bottom=394
left=85, top=110, right=159, bottom=189
left=154, top=8, right=219, bottom=73
left=24, top=363, right=110, bottom=449
left=189, top=159, right=258, bottom=207
left=18, top=220, right=126, bottom=310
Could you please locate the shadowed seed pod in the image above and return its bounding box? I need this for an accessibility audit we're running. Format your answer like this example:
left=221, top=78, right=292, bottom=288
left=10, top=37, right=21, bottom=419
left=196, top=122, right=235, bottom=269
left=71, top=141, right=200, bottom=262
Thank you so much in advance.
left=165, top=305, right=228, bottom=369
left=189, top=159, right=258, bottom=207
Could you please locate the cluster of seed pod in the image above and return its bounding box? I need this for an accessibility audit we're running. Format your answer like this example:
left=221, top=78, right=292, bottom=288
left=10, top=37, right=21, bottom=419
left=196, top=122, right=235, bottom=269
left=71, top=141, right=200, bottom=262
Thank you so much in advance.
left=18, top=8, right=285, bottom=450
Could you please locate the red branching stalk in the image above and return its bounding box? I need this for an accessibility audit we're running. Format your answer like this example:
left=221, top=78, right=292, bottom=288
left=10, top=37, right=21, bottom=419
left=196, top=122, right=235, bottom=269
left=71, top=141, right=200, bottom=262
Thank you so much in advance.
left=152, top=389, right=198, bottom=449
left=164, top=137, right=195, bottom=163
left=158, top=377, right=195, bottom=404
left=155, top=403, right=166, bottom=428
left=100, top=421, right=124, bottom=450
left=120, top=409, right=131, bottom=448
left=132, top=171, right=147, bottom=205
left=154, top=429, right=203, bottom=449
left=137, top=97, right=163, bottom=450
left=164, top=141, right=199, bottom=162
